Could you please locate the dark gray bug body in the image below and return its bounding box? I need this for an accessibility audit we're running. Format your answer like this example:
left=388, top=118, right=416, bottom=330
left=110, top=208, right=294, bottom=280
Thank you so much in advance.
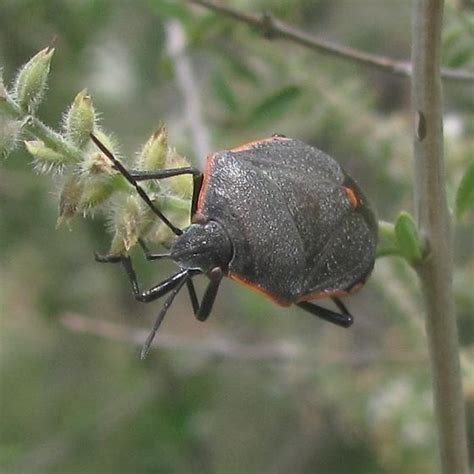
left=92, top=133, right=378, bottom=358
left=190, top=136, right=377, bottom=305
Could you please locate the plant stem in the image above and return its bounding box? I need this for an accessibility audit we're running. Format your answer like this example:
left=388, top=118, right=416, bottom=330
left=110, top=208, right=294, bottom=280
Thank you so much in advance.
left=189, top=0, right=474, bottom=82
left=411, top=1, right=469, bottom=473
left=0, top=92, right=81, bottom=162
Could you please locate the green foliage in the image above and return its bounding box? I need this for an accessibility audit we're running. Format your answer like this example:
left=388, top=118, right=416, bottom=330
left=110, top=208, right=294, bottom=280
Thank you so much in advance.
left=443, top=6, right=474, bottom=68
left=376, top=221, right=398, bottom=258
left=395, top=211, right=424, bottom=265
left=249, top=85, right=302, bottom=126
left=455, top=158, right=474, bottom=220
left=211, top=68, right=239, bottom=113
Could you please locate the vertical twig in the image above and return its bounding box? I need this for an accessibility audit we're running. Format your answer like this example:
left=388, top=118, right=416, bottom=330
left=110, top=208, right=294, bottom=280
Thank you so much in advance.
left=411, top=1, right=469, bottom=473
left=165, top=20, right=211, bottom=167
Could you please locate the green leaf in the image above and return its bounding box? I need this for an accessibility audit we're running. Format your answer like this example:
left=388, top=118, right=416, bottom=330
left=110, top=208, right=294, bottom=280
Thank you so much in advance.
left=455, top=159, right=474, bottom=219
left=212, top=70, right=239, bottom=112
left=395, top=211, right=423, bottom=264
left=220, top=54, right=259, bottom=85
left=187, top=12, right=221, bottom=45
left=249, top=85, right=302, bottom=126
left=147, top=0, right=190, bottom=22
left=376, top=221, right=399, bottom=258
left=443, top=24, right=464, bottom=51
left=446, top=45, right=474, bottom=68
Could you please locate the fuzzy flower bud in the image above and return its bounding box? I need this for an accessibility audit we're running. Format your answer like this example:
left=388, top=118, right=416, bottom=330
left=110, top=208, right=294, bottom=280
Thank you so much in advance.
left=76, top=132, right=126, bottom=211
left=108, top=195, right=153, bottom=255
left=14, top=47, right=54, bottom=112
left=77, top=152, right=116, bottom=211
left=64, top=89, right=96, bottom=149
left=78, top=175, right=116, bottom=211
left=25, top=139, right=66, bottom=173
left=152, top=209, right=189, bottom=248
left=0, top=75, right=6, bottom=100
left=139, top=125, right=168, bottom=170
left=164, top=149, right=193, bottom=198
left=0, top=75, right=8, bottom=102
left=0, top=117, right=21, bottom=158
left=58, top=174, right=84, bottom=226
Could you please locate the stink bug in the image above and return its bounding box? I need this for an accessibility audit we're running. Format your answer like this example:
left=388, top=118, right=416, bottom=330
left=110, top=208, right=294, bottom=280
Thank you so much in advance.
left=91, top=134, right=377, bottom=358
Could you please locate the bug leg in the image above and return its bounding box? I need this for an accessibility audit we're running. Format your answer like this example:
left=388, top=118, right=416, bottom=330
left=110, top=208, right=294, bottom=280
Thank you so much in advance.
left=96, top=253, right=187, bottom=303
left=117, top=255, right=190, bottom=303
left=135, top=239, right=201, bottom=314
left=140, top=274, right=188, bottom=360
left=127, top=168, right=203, bottom=218
left=90, top=133, right=182, bottom=236
left=193, top=267, right=223, bottom=322
left=331, top=296, right=352, bottom=321
left=297, top=298, right=354, bottom=328
left=128, top=167, right=201, bottom=181
left=190, top=173, right=203, bottom=217
left=186, top=279, right=200, bottom=314
left=95, top=254, right=181, bottom=303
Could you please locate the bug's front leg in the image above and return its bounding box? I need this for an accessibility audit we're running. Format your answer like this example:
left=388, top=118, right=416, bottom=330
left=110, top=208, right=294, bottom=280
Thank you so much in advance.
left=95, top=253, right=188, bottom=303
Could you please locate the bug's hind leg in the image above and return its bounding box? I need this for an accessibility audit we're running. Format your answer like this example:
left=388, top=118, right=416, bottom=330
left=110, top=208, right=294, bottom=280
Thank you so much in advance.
left=297, top=297, right=353, bottom=328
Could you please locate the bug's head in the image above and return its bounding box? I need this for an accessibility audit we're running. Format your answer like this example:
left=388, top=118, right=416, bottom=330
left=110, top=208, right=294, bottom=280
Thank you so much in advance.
left=170, top=221, right=232, bottom=274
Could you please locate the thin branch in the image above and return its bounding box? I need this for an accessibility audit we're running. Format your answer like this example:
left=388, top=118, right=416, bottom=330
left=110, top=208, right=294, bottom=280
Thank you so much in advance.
left=62, top=312, right=302, bottom=362
left=411, top=1, right=469, bottom=473
left=60, top=313, right=425, bottom=367
left=0, top=92, right=82, bottom=162
left=189, top=0, right=474, bottom=83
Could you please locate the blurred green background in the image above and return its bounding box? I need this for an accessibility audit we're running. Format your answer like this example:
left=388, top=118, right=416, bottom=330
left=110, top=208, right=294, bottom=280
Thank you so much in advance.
left=1, top=1, right=473, bottom=473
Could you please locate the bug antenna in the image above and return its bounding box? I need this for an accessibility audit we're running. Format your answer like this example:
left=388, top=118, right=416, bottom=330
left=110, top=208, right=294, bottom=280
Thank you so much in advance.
left=140, top=272, right=189, bottom=359
left=90, top=133, right=183, bottom=236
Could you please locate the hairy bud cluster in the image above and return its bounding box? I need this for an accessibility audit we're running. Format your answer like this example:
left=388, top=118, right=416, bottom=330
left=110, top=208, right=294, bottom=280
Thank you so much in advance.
left=1, top=47, right=194, bottom=255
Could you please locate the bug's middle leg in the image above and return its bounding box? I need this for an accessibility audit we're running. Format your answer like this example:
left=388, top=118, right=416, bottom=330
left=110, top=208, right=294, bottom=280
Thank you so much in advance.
left=194, top=268, right=223, bottom=322
left=182, top=268, right=223, bottom=322
left=128, top=168, right=203, bottom=218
